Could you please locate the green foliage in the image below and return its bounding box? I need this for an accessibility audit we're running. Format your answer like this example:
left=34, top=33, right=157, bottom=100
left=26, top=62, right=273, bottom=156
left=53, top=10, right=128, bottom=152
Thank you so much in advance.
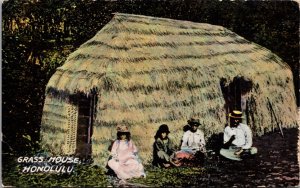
left=3, top=156, right=109, bottom=187
left=129, top=167, right=206, bottom=187
left=2, top=1, right=298, bottom=186
left=3, top=154, right=207, bottom=187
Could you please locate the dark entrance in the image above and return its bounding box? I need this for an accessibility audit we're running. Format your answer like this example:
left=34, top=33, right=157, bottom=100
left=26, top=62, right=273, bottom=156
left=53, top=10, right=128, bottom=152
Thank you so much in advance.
left=220, top=76, right=253, bottom=123
left=70, top=90, right=97, bottom=159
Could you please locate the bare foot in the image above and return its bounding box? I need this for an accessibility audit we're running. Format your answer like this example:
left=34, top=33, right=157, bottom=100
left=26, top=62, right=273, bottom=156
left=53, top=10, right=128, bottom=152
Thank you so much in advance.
left=140, top=173, right=146, bottom=178
left=170, top=160, right=181, bottom=167
left=119, top=179, right=127, bottom=184
left=234, top=149, right=243, bottom=156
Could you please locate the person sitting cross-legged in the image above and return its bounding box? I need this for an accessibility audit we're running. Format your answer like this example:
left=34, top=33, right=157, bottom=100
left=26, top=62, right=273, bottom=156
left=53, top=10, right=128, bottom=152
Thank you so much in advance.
left=220, top=110, right=258, bottom=161
left=152, top=124, right=180, bottom=168
left=176, top=118, right=206, bottom=165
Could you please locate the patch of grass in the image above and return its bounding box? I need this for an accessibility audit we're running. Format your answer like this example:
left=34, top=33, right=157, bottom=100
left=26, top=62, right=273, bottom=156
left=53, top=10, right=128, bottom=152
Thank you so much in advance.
left=129, top=166, right=206, bottom=187
left=3, top=166, right=109, bottom=187
left=3, top=155, right=208, bottom=187
left=2, top=154, right=214, bottom=187
left=2, top=156, right=109, bottom=187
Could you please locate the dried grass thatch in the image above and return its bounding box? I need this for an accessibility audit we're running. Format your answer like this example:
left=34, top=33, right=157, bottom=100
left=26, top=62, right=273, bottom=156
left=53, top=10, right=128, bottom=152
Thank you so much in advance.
left=41, top=13, right=298, bottom=167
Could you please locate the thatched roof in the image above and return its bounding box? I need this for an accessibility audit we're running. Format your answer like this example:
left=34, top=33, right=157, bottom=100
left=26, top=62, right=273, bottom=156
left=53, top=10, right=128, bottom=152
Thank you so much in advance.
left=42, top=13, right=298, bottom=166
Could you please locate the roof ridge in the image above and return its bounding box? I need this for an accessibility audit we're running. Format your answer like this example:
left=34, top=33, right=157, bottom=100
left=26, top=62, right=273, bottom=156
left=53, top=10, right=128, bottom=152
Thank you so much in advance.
left=112, top=12, right=221, bottom=28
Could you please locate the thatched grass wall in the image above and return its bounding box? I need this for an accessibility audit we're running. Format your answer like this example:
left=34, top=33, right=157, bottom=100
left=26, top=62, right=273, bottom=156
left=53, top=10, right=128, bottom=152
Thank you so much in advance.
left=41, top=13, right=298, bottom=167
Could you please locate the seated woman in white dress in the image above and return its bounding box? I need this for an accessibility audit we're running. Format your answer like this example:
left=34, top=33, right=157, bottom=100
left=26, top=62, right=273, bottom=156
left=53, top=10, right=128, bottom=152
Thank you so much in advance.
left=107, top=125, right=145, bottom=180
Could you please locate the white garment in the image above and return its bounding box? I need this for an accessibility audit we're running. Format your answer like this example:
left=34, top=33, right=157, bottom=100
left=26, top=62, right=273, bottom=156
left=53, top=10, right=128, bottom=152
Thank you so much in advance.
left=223, top=123, right=253, bottom=149
left=181, top=129, right=205, bottom=152
left=241, top=95, right=247, bottom=111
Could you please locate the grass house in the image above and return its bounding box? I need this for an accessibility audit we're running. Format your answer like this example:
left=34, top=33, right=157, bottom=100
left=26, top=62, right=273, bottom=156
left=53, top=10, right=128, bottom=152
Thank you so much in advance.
left=41, top=13, right=298, bottom=167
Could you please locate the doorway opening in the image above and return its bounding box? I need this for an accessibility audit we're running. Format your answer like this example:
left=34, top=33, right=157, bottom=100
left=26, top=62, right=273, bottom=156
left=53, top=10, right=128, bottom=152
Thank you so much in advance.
left=68, top=89, right=97, bottom=160
left=220, top=76, right=253, bottom=124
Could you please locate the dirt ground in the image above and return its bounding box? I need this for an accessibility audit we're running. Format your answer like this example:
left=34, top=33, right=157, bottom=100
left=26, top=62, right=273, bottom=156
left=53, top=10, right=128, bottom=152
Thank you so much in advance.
left=200, top=127, right=299, bottom=187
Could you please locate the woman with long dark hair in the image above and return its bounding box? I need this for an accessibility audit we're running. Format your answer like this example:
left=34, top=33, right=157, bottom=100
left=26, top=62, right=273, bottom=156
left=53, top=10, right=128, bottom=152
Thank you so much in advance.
left=152, top=124, right=180, bottom=167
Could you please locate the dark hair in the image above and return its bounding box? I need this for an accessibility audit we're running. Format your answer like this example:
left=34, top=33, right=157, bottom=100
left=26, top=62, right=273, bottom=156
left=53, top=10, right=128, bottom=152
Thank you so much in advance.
left=187, top=118, right=201, bottom=127
left=154, top=124, right=170, bottom=140
left=154, top=131, right=169, bottom=140
left=183, top=124, right=191, bottom=132
left=117, top=132, right=131, bottom=140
